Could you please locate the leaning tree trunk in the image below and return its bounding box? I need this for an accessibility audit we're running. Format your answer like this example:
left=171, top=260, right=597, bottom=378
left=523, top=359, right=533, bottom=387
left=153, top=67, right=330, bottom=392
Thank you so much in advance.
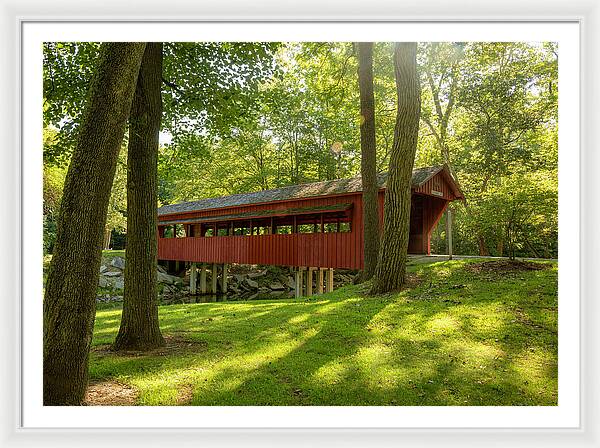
left=43, top=43, right=146, bottom=405
left=371, top=43, right=421, bottom=294
left=114, top=43, right=165, bottom=351
left=357, top=42, right=380, bottom=282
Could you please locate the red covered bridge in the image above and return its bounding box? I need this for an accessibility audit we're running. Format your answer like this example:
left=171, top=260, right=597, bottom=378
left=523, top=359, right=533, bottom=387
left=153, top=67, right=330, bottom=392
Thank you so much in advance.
left=157, top=165, right=463, bottom=295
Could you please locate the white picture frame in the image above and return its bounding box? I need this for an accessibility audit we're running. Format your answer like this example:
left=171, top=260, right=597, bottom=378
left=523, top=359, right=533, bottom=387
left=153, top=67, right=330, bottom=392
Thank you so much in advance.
left=1, top=0, right=599, bottom=446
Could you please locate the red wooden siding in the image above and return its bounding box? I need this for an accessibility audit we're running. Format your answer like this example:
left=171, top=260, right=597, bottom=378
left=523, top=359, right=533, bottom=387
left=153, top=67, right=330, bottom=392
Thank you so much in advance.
left=158, top=232, right=361, bottom=269
left=414, top=169, right=461, bottom=201
left=159, top=193, right=364, bottom=269
left=158, top=169, right=461, bottom=267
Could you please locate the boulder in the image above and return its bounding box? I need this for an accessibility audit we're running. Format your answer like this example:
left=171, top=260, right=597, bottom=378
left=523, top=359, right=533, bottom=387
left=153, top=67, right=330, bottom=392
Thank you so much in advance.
left=269, top=282, right=285, bottom=291
left=113, top=277, right=124, bottom=290
left=286, top=276, right=296, bottom=290
left=258, top=287, right=271, bottom=294
left=96, top=295, right=122, bottom=303
left=157, top=271, right=182, bottom=285
left=278, top=275, right=289, bottom=284
left=248, top=270, right=267, bottom=279
left=110, top=257, right=126, bottom=270
left=103, top=271, right=121, bottom=277
left=244, top=278, right=259, bottom=289
left=157, top=264, right=168, bottom=274
left=99, top=265, right=108, bottom=273
left=173, top=276, right=184, bottom=286
left=98, top=276, right=111, bottom=288
left=233, top=274, right=246, bottom=284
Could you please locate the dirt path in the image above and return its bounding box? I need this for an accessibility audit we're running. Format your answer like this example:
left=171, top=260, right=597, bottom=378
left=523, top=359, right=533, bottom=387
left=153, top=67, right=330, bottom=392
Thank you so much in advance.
left=84, top=380, right=138, bottom=406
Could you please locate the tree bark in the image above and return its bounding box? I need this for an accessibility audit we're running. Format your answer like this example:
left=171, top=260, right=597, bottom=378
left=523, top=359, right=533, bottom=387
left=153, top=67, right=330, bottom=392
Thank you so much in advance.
left=371, top=43, right=421, bottom=294
left=103, top=228, right=112, bottom=250
left=114, top=43, right=165, bottom=351
left=356, top=42, right=380, bottom=281
left=43, top=43, right=146, bottom=405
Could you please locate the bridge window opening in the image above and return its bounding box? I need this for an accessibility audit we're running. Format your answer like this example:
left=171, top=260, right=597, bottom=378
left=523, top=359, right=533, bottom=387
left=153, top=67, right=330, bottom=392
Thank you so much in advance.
left=339, top=222, right=351, bottom=232
left=159, top=209, right=352, bottom=239
left=323, top=223, right=338, bottom=233
left=233, top=221, right=251, bottom=235
left=253, top=226, right=271, bottom=235
left=296, top=214, right=320, bottom=233
left=276, top=225, right=293, bottom=234
left=161, top=226, right=172, bottom=238
left=298, top=224, right=314, bottom=233
left=174, top=224, right=186, bottom=238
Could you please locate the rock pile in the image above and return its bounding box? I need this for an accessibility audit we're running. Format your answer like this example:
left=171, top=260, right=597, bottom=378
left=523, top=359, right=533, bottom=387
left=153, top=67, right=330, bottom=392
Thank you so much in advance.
left=97, top=256, right=358, bottom=303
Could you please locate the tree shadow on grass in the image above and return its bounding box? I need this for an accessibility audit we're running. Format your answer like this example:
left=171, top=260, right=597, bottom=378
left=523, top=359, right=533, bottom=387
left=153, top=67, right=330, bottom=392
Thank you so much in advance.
left=90, top=293, right=389, bottom=405
left=184, top=295, right=391, bottom=406
left=89, top=262, right=557, bottom=406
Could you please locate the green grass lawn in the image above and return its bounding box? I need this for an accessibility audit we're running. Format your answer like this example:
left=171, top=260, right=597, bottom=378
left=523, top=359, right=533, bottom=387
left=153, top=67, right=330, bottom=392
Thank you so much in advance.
left=90, top=259, right=558, bottom=406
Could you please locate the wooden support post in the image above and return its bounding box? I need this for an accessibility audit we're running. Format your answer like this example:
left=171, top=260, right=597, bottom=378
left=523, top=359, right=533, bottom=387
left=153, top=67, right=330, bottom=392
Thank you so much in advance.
left=326, top=268, right=334, bottom=293
left=317, top=268, right=325, bottom=294
left=211, top=263, right=218, bottom=294
left=189, top=263, right=197, bottom=295
left=294, top=268, right=303, bottom=298
left=306, top=268, right=314, bottom=296
left=175, top=260, right=180, bottom=273
left=199, top=263, right=207, bottom=294
left=222, top=263, right=229, bottom=294
left=446, top=208, right=453, bottom=260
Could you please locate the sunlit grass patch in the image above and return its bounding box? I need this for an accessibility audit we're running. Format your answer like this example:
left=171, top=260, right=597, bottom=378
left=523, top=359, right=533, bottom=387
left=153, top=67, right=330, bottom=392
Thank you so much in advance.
left=89, top=258, right=558, bottom=406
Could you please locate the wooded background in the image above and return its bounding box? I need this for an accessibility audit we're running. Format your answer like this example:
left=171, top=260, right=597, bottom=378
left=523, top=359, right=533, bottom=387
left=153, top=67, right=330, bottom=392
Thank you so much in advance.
left=43, top=41, right=558, bottom=259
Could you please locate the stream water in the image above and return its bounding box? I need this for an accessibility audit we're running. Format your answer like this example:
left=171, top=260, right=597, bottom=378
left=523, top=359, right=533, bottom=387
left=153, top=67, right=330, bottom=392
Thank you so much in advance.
left=160, top=290, right=295, bottom=305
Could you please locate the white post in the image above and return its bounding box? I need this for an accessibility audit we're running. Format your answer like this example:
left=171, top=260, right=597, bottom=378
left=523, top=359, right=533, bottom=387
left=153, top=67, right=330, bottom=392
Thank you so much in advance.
left=306, top=268, right=314, bottom=296
left=446, top=208, right=453, bottom=260
left=199, top=263, right=207, bottom=294
left=222, top=263, right=229, bottom=294
left=294, top=268, right=304, bottom=298
left=211, top=263, right=218, bottom=294
left=189, top=263, right=197, bottom=295
left=326, top=268, right=334, bottom=293
left=317, top=269, right=325, bottom=294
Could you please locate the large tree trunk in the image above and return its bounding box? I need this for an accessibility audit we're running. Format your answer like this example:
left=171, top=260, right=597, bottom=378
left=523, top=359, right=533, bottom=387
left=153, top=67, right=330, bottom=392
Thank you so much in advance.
left=43, top=43, right=146, bottom=405
left=114, top=43, right=165, bottom=351
left=356, top=42, right=380, bottom=282
left=371, top=43, right=421, bottom=294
